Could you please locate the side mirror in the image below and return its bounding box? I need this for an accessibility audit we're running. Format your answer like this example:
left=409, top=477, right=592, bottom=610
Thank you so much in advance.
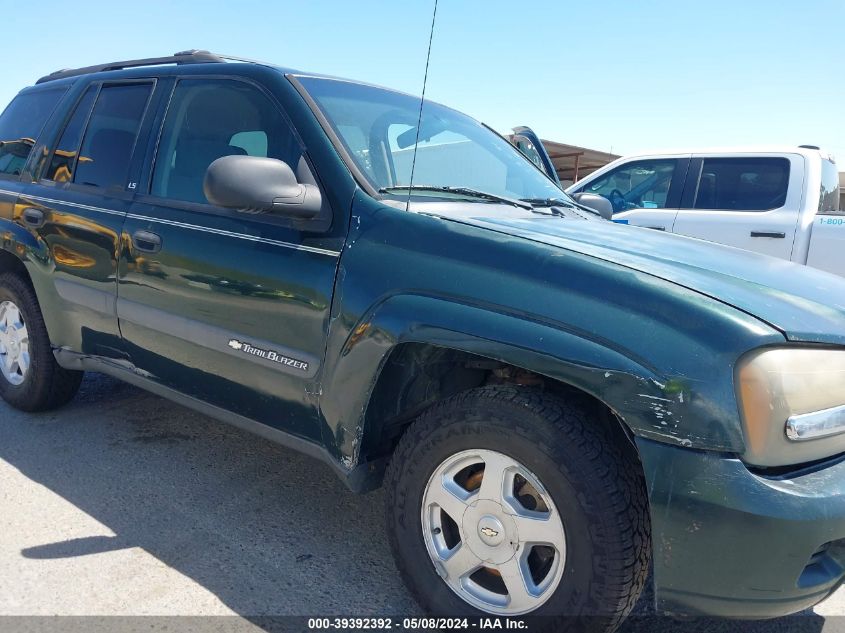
left=572, top=192, right=613, bottom=221
left=204, top=155, right=321, bottom=219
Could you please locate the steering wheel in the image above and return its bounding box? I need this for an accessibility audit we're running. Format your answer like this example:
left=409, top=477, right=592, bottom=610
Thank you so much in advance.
left=608, top=189, right=627, bottom=213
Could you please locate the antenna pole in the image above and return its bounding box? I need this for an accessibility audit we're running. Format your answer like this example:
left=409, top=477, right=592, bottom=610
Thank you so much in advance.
left=406, top=0, right=439, bottom=213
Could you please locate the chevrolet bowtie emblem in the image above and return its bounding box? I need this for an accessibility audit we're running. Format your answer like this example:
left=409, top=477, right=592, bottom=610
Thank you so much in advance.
left=228, top=339, right=243, bottom=350
left=480, top=526, right=499, bottom=538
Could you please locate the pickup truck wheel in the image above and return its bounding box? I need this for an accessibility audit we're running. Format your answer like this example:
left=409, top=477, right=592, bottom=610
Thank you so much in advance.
left=385, top=386, right=650, bottom=632
left=0, top=274, right=82, bottom=412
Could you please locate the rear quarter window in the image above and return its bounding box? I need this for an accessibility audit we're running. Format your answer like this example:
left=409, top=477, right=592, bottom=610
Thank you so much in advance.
left=0, top=87, right=67, bottom=177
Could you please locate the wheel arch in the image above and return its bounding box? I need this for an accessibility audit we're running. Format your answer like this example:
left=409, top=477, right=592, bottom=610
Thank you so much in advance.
left=320, top=293, right=673, bottom=489
left=0, top=244, right=35, bottom=288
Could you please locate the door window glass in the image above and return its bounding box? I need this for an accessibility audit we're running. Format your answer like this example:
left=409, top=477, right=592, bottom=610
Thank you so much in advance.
left=582, top=159, right=675, bottom=213
left=73, top=83, right=152, bottom=190
left=0, top=87, right=66, bottom=176
left=45, top=86, right=97, bottom=182
left=692, top=157, right=790, bottom=211
left=151, top=79, right=303, bottom=205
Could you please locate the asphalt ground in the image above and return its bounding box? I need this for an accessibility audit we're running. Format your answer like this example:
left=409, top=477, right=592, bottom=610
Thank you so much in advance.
left=0, top=372, right=844, bottom=633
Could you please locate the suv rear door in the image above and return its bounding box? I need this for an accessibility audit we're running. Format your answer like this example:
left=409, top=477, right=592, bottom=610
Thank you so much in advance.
left=567, top=156, right=689, bottom=231
left=0, top=85, right=68, bottom=255
left=17, top=79, right=159, bottom=355
left=671, top=153, right=802, bottom=259
left=118, top=76, right=341, bottom=442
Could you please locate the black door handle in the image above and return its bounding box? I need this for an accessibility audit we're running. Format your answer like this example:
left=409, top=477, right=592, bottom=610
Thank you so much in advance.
left=22, top=208, right=44, bottom=227
left=750, top=231, right=786, bottom=239
left=644, top=225, right=666, bottom=231
left=132, top=230, right=162, bottom=253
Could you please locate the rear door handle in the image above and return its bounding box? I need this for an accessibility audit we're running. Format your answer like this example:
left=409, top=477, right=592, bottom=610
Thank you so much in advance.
left=750, top=231, right=786, bottom=238
left=132, top=230, right=162, bottom=253
left=22, top=207, right=44, bottom=228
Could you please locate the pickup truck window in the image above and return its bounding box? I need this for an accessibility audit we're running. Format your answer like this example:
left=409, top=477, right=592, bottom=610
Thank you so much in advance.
left=73, top=83, right=152, bottom=189
left=151, top=79, right=303, bottom=205
left=819, top=159, right=841, bottom=214
left=297, top=76, right=567, bottom=205
left=692, top=157, right=789, bottom=211
left=45, top=86, right=98, bottom=182
left=0, top=86, right=66, bottom=177
left=581, top=159, right=675, bottom=213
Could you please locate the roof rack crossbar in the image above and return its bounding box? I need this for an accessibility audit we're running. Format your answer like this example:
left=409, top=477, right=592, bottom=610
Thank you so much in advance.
left=35, top=49, right=225, bottom=84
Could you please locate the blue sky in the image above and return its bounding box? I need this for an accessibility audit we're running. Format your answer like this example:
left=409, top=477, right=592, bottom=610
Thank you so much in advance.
left=5, top=0, right=844, bottom=160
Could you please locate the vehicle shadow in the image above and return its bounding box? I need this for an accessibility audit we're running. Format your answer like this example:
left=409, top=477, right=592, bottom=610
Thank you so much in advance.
left=0, top=374, right=835, bottom=632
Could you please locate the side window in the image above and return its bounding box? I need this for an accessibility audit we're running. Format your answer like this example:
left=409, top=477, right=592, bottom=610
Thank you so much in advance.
left=0, top=87, right=66, bottom=177
left=151, top=79, right=303, bottom=205
left=73, top=83, right=152, bottom=190
left=582, top=159, right=676, bottom=213
left=45, top=86, right=97, bottom=182
left=692, top=157, right=790, bottom=211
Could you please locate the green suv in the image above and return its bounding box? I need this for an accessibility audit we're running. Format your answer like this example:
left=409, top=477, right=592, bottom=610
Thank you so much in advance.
left=1, top=50, right=845, bottom=630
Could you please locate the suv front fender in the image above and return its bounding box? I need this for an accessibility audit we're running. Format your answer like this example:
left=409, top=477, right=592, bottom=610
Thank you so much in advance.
left=318, top=293, right=746, bottom=479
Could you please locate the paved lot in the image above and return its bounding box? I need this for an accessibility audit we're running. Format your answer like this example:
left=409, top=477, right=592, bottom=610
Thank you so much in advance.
left=0, top=373, right=844, bottom=632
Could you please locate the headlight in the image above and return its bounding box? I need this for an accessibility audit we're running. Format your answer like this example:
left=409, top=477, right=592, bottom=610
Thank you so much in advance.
left=737, top=348, right=845, bottom=467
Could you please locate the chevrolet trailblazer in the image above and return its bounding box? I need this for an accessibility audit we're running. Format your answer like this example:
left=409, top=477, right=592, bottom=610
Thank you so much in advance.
left=1, top=51, right=845, bottom=631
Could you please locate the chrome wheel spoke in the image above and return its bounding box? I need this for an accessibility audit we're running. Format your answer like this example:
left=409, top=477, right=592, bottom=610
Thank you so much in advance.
left=429, top=479, right=471, bottom=523
left=477, top=451, right=512, bottom=501
left=17, top=351, right=30, bottom=376
left=441, top=544, right=482, bottom=581
left=497, top=556, right=543, bottom=612
left=1, top=349, right=13, bottom=373
left=512, top=514, right=565, bottom=550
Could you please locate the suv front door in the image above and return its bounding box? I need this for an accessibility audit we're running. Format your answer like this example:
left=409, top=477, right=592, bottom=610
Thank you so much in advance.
left=568, top=157, right=689, bottom=232
left=118, top=77, right=341, bottom=442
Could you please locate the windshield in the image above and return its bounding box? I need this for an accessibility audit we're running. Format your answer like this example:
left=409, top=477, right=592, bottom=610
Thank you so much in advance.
left=297, top=76, right=570, bottom=205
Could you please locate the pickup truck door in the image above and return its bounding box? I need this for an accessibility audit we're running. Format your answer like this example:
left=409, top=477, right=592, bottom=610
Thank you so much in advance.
left=567, top=157, right=689, bottom=232
left=118, top=77, right=342, bottom=442
left=671, top=154, right=803, bottom=260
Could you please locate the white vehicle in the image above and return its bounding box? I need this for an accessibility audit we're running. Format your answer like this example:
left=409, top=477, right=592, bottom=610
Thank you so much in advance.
left=566, top=146, right=843, bottom=277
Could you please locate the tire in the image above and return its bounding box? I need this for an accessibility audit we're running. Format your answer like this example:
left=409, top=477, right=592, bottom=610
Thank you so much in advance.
left=385, top=386, right=650, bottom=633
left=0, top=273, right=83, bottom=412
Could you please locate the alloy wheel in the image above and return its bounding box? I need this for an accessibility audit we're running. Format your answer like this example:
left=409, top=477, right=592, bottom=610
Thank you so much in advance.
left=421, top=449, right=566, bottom=615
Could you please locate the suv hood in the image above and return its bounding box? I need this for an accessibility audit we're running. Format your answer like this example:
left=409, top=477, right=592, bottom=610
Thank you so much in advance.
left=435, top=208, right=845, bottom=345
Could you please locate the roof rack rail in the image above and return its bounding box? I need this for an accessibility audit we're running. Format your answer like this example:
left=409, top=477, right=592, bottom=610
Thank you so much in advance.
left=799, top=144, right=821, bottom=150
left=36, top=49, right=226, bottom=84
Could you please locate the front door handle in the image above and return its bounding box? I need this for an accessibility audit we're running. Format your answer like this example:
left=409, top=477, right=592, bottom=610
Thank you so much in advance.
left=643, top=225, right=666, bottom=231
left=22, top=207, right=44, bottom=228
left=750, top=231, right=786, bottom=239
left=132, top=230, right=162, bottom=253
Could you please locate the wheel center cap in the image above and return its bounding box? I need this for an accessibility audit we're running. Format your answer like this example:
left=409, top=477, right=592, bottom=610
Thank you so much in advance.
left=477, top=515, right=505, bottom=546
left=461, top=499, right=518, bottom=564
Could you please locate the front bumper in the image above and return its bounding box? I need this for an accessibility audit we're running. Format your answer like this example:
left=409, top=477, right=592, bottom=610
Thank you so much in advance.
left=638, top=437, right=845, bottom=618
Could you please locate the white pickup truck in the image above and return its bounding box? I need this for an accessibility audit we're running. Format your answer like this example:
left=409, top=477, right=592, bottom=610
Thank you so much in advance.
left=565, top=146, right=843, bottom=277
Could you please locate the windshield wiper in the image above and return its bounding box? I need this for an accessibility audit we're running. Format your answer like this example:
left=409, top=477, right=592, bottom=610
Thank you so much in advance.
left=521, top=197, right=601, bottom=218
left=379, top=185, right=534, bottom=210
